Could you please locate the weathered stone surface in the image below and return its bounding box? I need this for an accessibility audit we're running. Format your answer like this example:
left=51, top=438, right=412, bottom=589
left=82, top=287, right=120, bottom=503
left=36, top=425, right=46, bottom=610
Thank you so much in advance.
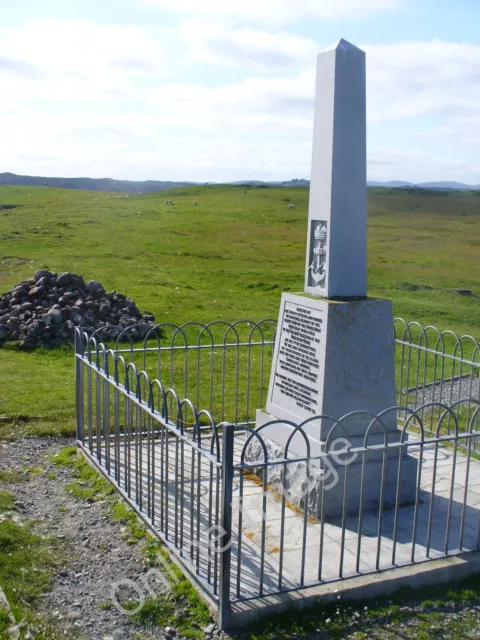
left=86, top=280, right=103, bottom=294
left=45, top=308, right=63, bottom=324
left=57, top=272, right=74, bottom=287
left=34, top=269, right=52, bottom=281
left=245, top=431, right=418, bottom=518
left=28, top=286, right=44, bottom=297
left=99, top=303, right=110, bottom=317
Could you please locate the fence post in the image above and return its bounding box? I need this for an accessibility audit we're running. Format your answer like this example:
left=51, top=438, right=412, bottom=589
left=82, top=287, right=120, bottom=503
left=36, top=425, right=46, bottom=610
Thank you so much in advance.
left=218, top=423, right=234, bottom=631
left=75, top=329, right=85, bottom=443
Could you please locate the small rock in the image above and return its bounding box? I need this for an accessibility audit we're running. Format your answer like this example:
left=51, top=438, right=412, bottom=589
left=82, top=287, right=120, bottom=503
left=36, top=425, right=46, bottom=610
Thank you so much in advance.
left=45, top=309, right=63, bottom=324
left=64, top=612, right=81, bottom=621
left=34, top=269, right=52, bottom=281
left=203, top=623, right=216, bottom=635
left=86, top=280, right=104, bottom=294
left=28, top=286, right=44, bottom=297
left=451, top=288, right=475, bottom=297
left=57, top=272, right=74, bottom=287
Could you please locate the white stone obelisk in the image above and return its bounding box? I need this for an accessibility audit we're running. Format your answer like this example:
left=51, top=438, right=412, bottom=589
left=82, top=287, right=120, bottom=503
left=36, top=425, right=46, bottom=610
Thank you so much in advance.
left=254, top=39, right=418, bottom=518
left=263, top=39, right=395, bottom=429
left=305, top=39, right=366, bottom=299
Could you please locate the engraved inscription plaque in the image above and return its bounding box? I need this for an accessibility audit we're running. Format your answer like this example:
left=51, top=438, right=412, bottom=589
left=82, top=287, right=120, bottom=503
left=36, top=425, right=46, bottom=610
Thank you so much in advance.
left=270, top=300, right=324, bottom=415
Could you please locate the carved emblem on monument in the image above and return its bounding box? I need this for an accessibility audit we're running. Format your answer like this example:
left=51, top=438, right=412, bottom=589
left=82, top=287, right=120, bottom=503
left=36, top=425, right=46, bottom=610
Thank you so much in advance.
left=308, top=221, right=327, bottom=289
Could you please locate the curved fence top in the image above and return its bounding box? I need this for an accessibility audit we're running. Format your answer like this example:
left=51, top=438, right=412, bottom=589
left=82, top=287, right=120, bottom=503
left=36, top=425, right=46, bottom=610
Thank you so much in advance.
left=81, top=319, right=278, bottom=352
left=77, top=318, right=479, bottom=358
left=75, top=317, right=480, bottom=462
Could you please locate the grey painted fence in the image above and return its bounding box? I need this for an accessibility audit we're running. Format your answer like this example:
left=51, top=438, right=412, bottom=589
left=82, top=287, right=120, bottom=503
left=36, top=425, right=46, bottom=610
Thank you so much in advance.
left=75, top=319, right=480, bottom=629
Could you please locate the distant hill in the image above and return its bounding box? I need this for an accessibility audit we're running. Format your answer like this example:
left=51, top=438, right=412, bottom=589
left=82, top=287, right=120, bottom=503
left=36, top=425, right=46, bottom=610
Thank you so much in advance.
left=229, top=178, right=310, bottom=187
left=368, top=180, right=480, bottom=191
left=233, top=179, right=480, bottom=191
left=368, top=180, right=413, bottom=188
left=0, top=172, right=478, bottom=193
left=0, top=172, right=197, bottom=193
left=416, top=181, right=480, bottom=191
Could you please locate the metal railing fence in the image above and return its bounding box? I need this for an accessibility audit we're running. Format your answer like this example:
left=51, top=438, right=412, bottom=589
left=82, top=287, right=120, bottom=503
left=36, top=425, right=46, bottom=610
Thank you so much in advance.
left=74, top=318, right=480, bottom=629
left=86, top=320, right=277, bottom=427
left=394, top=318, right=480, bottom=442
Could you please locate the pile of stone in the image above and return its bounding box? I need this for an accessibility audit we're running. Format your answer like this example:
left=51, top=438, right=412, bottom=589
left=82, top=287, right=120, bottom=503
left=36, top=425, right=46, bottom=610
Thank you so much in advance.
left=0, top=270, right=155, bottom=348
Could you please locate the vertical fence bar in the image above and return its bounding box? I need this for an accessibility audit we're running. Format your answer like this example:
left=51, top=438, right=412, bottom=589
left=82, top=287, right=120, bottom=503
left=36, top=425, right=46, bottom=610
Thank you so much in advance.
left=180, top=438, right=185, bottom=552
left=218, top=424, right=234, bottom=631
left=114, top=385, right=120, bottom=484
left=160, top=422, right=165, bottom=531
left=125, top=395, right=132, bottom=497
left=207, top=458, right=214, bottom=584
left=236, top=465, right=244, bottom=598
left=75, top=331, right=85, bottom=443
left=103, top=375, right=110, bottom=474
left=196, top=447, right=201, bottom=572
left=135, top=403, right=140, bottom=506
left=95, top=369, right=102, bottom=463
left=147, top=413, right=152, bottom=518
left=214, top=462, right=221, bottom=595
left=87, top=365, right=93, bottom=453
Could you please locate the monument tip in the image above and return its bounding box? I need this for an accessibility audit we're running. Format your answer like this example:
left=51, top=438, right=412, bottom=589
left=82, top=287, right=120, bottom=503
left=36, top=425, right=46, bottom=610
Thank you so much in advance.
left=321, top=38, right=364, bottom=53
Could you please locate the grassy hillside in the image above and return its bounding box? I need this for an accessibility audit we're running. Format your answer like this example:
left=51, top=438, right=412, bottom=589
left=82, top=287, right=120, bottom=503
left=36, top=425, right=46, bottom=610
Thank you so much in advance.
left=0, top=184, right=479, bottom=433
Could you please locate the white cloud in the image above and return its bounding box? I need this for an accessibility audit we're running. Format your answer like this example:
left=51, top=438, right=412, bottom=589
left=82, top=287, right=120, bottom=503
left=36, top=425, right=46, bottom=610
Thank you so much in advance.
left=0, top=55, right=44, bottom=79
left=0, top=16, right=479, bottom=183
left=0, top=18, right=169, bottom=94
left=366, top=40, right=480, bottom=123
left=180, top=19, right=317, bottom=69
left=364, top=40, right=480, bottom=182
left=368, top=146, right=480, bottom=184
left=137, top=0, right=403, bottom=26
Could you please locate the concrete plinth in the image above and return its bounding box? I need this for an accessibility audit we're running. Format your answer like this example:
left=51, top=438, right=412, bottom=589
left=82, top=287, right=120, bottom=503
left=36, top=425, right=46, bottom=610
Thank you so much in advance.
left=246, top=426, right=418, bottom=518
left=256, top=409, right=409, bottom=462
left=254, top=292, right=418, bottom=518
left=266, top=294, right=397, bottom=435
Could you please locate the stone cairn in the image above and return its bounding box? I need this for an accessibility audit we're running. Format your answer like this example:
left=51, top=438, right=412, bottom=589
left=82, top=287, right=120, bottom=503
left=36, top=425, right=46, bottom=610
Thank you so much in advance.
left=0, top=270, right=155, bottom=348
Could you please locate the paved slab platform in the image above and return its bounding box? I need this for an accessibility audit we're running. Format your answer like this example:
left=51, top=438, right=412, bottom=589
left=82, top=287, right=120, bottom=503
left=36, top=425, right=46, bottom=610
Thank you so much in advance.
left=88, top=428, right=480, bottom=609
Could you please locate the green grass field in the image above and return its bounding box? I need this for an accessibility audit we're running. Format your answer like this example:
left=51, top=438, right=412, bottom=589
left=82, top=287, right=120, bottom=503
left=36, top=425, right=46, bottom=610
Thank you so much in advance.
left=0, top=184, right=479, bottom=435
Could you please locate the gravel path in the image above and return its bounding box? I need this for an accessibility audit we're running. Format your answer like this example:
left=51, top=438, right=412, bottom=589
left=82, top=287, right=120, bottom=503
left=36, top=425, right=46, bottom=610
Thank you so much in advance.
left=0, top=436, right=168, bottom=640
left=404, top=375, right=480, bottom=407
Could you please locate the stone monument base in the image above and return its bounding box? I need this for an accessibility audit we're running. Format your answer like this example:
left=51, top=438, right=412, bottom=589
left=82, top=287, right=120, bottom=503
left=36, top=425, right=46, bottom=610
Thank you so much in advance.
left=265, top=294, right=398, bottom=429
left=254, top=292, right=419, bottom=519
left=247, top=416, right=418, bottom=519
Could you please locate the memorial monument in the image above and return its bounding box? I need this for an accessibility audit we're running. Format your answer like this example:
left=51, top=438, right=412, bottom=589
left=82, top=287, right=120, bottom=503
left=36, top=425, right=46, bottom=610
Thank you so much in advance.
left=254, top=39, right=418, bottom=518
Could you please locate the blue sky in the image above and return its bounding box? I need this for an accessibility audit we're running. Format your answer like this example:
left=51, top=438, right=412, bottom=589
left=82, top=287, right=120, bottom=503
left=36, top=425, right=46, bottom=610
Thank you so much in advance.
left=0, top=0, right=479, bottom=183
